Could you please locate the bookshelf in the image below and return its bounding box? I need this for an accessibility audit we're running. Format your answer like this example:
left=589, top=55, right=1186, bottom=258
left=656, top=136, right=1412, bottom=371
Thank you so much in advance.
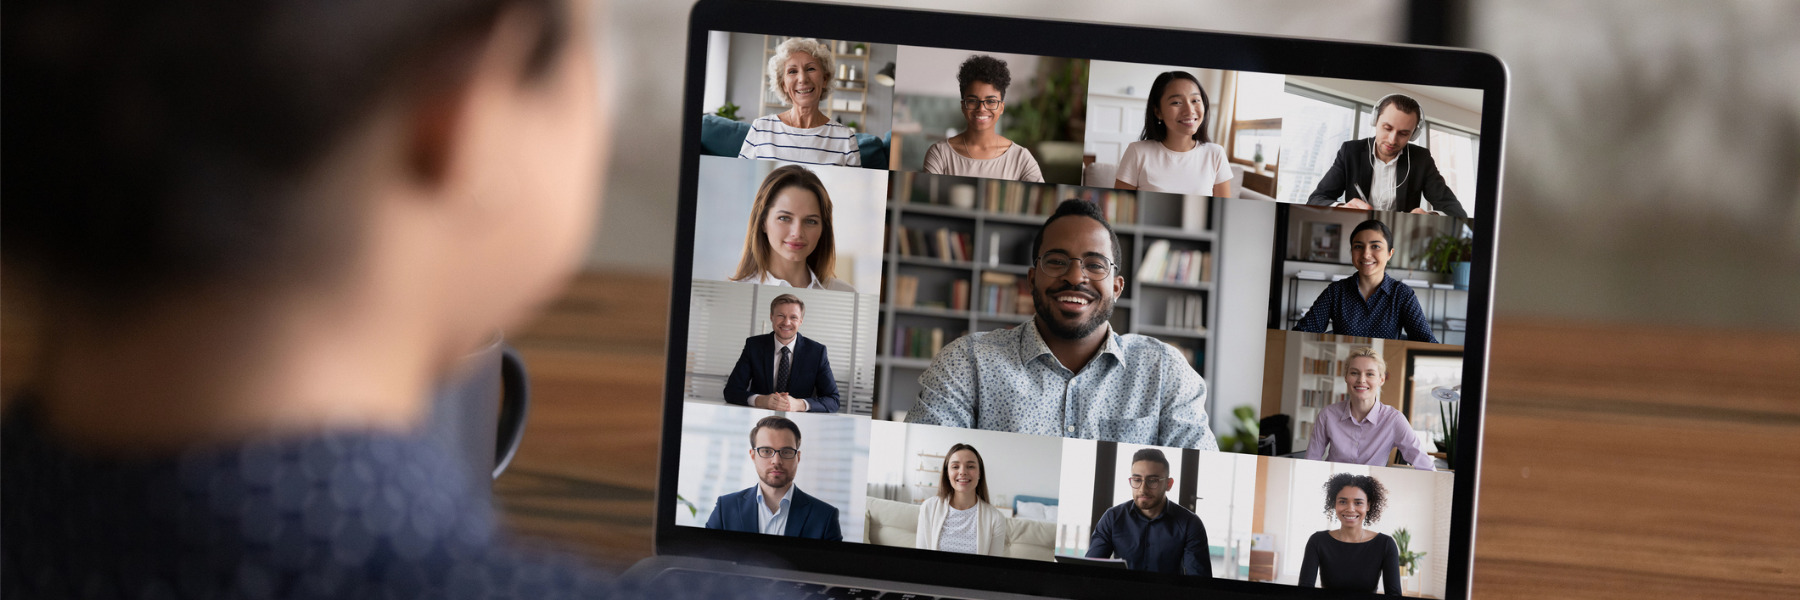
left=1280, top=333, right=1385, bottom=450
left=876, top=171, right=1224, bottom=421
left=762, top=36, right=873, bottom=131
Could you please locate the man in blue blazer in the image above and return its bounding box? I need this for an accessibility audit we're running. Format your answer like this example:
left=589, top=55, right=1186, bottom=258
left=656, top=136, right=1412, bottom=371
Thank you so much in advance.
left=705, top=416, right=843, bottom=541
left=723, top=294, right=841, bottom=413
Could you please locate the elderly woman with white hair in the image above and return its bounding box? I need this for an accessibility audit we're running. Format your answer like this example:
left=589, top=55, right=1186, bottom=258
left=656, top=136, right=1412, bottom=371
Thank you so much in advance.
left=737, top=37, right=862, bottom=166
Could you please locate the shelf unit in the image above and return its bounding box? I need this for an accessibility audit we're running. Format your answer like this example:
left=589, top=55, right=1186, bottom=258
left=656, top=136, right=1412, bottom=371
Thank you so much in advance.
left=875, top=171, right=1224, bottom=421
left=1280, top=333, right=1385, bottom=449
left=762, top=36, right=873, bottom=131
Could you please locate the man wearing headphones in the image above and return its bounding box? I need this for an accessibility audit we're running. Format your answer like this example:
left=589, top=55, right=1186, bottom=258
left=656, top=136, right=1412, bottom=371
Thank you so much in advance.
left=1305, top=94, right=1469, bottom=218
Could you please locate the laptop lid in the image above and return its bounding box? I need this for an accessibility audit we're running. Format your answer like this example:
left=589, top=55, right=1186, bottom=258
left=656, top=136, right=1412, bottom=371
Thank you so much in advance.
left=661, top=1, right=1506, bottom=598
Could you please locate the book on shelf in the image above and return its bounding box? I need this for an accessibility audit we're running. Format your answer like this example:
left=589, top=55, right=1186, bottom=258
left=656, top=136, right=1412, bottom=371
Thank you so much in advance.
left=1136, top=239, right=1212, bottom=284
left=981, top=180, right=1059, bottom=216
left=1301, top=357, right=1344, bottom=376
left=1299, top=388, right=1346, bottom=408
left=894, top=275, right=920, bottom=309
left=896, top=225, right=974, bottom=262
left=1065, top=188, right=1137, bottom=224
left=950, top=279, right=970, bottom=311
left=893, top=326, right=964, bottom=359
left=1181, top=195, right=1210, bottom=232
left=1162, top=293, right=1207, bottom=332
left=977, top=271, right=1024, bottom=315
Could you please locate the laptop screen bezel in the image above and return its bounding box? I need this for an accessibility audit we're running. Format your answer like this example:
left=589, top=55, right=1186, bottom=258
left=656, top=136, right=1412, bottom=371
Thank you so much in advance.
left=659, top=1, right=1507, bottom=598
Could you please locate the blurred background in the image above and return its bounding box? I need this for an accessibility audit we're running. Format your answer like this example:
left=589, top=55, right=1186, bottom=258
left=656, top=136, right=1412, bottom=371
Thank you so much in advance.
left=591, top=0, right=1800, bottom=328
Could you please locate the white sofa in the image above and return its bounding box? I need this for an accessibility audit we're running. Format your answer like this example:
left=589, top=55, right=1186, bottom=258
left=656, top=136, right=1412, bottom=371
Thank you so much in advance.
left=863, top=496, right=1057, bottom=561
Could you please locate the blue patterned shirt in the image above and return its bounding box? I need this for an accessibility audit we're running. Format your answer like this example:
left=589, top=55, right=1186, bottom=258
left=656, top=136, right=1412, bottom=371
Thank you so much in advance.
left=1293, top=274, right=1439, bottom=343
left=905, top=320, right=1219, bottom=450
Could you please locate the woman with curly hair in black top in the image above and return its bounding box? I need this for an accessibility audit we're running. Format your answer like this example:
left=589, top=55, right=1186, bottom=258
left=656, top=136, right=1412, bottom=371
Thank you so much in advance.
left=921, top=54, right=1045, bottom=182
left=1298, top=473, right=1403, bottom=595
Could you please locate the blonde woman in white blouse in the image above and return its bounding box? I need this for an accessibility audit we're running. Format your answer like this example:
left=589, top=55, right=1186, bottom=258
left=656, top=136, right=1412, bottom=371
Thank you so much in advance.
left=915, top=443, right=1010, bottom=556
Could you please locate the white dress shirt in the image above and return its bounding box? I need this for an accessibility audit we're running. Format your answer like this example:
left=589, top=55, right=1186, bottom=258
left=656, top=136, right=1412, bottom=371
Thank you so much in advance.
left=755, top=485, right=796, bottom=536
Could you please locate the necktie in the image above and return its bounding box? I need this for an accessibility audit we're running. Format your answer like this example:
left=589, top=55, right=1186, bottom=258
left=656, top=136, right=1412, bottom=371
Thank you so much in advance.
left=776, top=346, right=791, bottom=393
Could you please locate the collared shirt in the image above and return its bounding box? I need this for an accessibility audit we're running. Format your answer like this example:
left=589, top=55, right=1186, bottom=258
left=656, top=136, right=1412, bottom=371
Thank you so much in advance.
left=1305, top=400, right=1438, bottom=470
left=1085, top=499, right=1212, bottom=577
left=905, top=319, right=1218, bottom=450
left=754, top=485, right=796, bottom=536
left=1293, top=274, right=1439, bottom=343
left=1370, top=150, right=1400, bottom=211
left=769, top=335, right=808, bottom=411
left=735, top=269, right=857, bottom=293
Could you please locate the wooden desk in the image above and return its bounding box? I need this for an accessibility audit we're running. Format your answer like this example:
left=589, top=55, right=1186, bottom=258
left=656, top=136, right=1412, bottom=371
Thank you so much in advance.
left=493, top=272, right=1800, bottom=598
left=5, top=270, right=1797, bottom=597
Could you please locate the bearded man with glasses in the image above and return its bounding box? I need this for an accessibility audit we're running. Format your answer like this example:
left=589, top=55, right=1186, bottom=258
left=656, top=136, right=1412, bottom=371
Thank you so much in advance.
left=906, top=200, right=1218, bottom=450
left=1086, top=448, right=1212, bottom=577
left=705, top=416, right=844, bottom=540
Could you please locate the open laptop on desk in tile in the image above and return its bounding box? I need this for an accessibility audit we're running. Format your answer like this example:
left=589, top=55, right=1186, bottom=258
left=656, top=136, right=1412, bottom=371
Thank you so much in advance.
left=627, top=0, right=1506, bottom=598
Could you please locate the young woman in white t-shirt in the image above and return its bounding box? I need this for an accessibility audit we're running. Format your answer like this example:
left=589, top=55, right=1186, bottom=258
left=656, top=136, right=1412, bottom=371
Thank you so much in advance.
left=915, top=443, right=1010, bottom=556
left=1113, top=71, right=1234, bottom=197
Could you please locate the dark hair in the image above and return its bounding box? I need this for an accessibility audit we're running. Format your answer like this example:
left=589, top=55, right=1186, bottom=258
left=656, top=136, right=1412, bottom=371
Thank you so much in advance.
left=1130, top=448, right=1171, bottom=474
left=733, top=165, right=838, bottom=284
left=1323, top=473, right=1388, bottom=524
left=1139, top=71, right=1211, bottom=144
left=1372, top=93, right=1424, bottom=128
left=1350, top=219, right=1394, bottom=248
left=2, top=0, right=572, bottom=310
left=936, top=443, right=991, bottom=503
left=770, top=293, right=805, bottom=314
left=956, top=55, right=1012, bottom=99
left=1031, top=199, right=1125, bottom=269
left=749, top=415, right=803, bottom=448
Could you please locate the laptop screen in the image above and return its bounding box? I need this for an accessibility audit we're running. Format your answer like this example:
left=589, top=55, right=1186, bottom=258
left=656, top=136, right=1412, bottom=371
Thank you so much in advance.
left=667, top=5, right=1502, bottom=598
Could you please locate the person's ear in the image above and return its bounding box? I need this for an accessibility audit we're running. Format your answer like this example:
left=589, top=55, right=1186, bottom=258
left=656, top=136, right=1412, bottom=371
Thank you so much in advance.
left=1163, top=478, right=1175, bottom=492
left=1112, top=274, right=1125, bottom=298
left=402, top=4, right=549, bottom=188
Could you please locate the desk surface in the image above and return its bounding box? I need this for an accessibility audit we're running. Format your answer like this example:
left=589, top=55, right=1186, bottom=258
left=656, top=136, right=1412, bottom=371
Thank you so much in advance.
left=6, top=270, right=1797, bottom=597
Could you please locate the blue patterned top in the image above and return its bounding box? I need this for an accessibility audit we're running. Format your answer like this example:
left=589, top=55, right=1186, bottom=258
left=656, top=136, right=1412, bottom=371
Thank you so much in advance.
left=905, top=320, right=1219, bottom=450
left=1293, top=274, right=1440, bottom=343
left=0, top=401, right=613, bottom=599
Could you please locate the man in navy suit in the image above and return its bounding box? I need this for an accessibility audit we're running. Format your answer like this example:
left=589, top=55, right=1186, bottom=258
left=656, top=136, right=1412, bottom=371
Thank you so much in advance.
left=1305, top=93, right=1469, bottom=218
left=723, top=293, right=841, bottom=413
left=704, top=416, right=843, bottom=541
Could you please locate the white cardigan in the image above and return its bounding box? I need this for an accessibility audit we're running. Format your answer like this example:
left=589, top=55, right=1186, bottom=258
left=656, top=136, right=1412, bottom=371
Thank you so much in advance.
left=914, top=495, right=1010, bottom=556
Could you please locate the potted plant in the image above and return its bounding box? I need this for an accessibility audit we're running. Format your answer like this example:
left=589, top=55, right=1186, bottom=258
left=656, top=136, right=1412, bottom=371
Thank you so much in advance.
left=1423, top=231, right=1473, bottom=289
left=1004, top=58, right=1088, bottom=183
left=1215, top=406, right=1261, bottom=454
left=1433, top=386, right=1460, bottom=470
left=1395, top=527, right=1428, bottom=594
left=714, top=101, right=742, bottom=122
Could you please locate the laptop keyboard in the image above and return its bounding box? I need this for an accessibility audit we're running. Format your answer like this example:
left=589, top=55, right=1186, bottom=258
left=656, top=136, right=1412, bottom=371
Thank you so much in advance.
left=649, top=569, right=964, bottom=600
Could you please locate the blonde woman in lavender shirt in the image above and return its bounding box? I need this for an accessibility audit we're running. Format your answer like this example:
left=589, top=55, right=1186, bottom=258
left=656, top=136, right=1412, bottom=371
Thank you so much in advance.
left=1305, top=347, right=1437, bottom=470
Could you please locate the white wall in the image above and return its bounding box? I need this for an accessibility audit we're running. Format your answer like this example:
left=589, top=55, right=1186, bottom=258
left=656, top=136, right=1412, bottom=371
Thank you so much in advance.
left=894, top=46, right=1042, bottom=98
left=1214, top=197, right=1275, bottom=420
left=1285, top=75, right=1483, bottom=132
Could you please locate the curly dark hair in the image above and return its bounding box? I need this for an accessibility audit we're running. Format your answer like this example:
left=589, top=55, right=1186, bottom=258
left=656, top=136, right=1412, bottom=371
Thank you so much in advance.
left=956, top=54, right=1012, bottom=99
left=1322, top=473, right=1388, bottom=525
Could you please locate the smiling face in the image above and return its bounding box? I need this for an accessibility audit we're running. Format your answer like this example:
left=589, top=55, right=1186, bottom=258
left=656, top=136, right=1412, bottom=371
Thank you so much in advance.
left=780, top=51, right=827, bottom=110
left=1156, top=78, right=1205, bottom=142
left=750, top=426, right=800, bottom=490
left=763, top=186, right=823, bottom=266
left=1372, top=106, right=1420, bottom=161
left=1130, top=459, right=1173, bottom=513
left=946, top=448, right=981, bottom=495
left=1350, top=228, right=1393, bottom=279
left=1345, top=355, right=1386, bottom=404
left=1029, top=217, right=1122, bottom=341
left=1334, top=485, right=1370, bottom=528
left=770, top=302, right=803, bottom=344
left=961, top=80, right=1005, bottom=133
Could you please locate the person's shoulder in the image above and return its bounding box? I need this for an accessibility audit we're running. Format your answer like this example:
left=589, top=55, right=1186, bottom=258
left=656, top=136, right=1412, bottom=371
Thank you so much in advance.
left=1308, top=530, right=1334, bottom=545
left=746, top=332, right=773, bottom=345
left=1121, top=139, right=1158, bottom=157
left=1098, top=499, right=1134, bottom=520
left=751, top=114, right=785, bottom=129
left=794, top=487, right=838, bottom=514
left=1115, top=332, right=1189, bottom=366
left=1375, top=532, right=1399, bottom=550
left=1340, top=138, right=1365, bottom=152
left=797, top=334, right=828, bottom=352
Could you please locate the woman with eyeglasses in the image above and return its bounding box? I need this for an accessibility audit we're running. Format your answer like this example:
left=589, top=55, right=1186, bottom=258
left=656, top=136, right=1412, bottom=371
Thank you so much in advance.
left=1113, top=71, right=1233, bottom=197
left=915, top=443, right=1010, bottom=556
left=922, top=55, right=1045, bottom=182
left=1299, top=473, right=1403, bottom=596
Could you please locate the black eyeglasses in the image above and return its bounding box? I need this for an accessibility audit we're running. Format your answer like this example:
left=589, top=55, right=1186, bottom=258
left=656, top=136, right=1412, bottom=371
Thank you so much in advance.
left=1036, top=252, right=1115, bottom=279
left=960, top=98, right=1003, bottom=110
left=753, top=446, right=800, bottom=459
left=1127, top=476, right=1167, bottom=489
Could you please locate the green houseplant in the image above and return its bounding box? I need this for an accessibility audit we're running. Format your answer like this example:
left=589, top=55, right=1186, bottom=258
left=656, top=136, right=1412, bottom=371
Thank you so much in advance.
left=1423, top=231, right=1473, bottom=289
left=1216, top=406, right=1261, bottom=454
left=1394, top=527, right=1427, bottom=594
left=714, top=101, right=742, bottom=122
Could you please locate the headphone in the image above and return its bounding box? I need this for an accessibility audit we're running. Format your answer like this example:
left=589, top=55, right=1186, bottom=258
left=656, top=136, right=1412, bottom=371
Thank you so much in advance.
left=1368, top=94, right=1421, bottom=198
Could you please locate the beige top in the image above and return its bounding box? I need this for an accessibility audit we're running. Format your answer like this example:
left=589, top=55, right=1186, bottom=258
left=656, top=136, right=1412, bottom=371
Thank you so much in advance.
left=922, top=141, right=1045, bottom=182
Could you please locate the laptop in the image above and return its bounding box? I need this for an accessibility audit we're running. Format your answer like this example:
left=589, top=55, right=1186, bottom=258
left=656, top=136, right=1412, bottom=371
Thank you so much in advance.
left=627, top=0, right=1506, bottom=598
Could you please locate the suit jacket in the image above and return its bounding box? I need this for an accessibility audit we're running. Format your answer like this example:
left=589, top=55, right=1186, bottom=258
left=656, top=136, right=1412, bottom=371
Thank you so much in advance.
left=704, top=485, right=844, bottom=541
left=1305, top=139, right=1468, bottom=218
left=723, top=333, right=840, bottom=413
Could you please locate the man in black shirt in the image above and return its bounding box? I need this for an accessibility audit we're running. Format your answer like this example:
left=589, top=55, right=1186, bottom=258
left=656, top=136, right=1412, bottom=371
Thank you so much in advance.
left=1085, top=448, right=1212, bottom=577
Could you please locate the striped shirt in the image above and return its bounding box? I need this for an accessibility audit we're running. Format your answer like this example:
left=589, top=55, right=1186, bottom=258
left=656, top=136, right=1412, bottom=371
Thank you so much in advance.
left=1293, top=274, right=1439, bottom=343
left=737, top=115, right=862, bottom=167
